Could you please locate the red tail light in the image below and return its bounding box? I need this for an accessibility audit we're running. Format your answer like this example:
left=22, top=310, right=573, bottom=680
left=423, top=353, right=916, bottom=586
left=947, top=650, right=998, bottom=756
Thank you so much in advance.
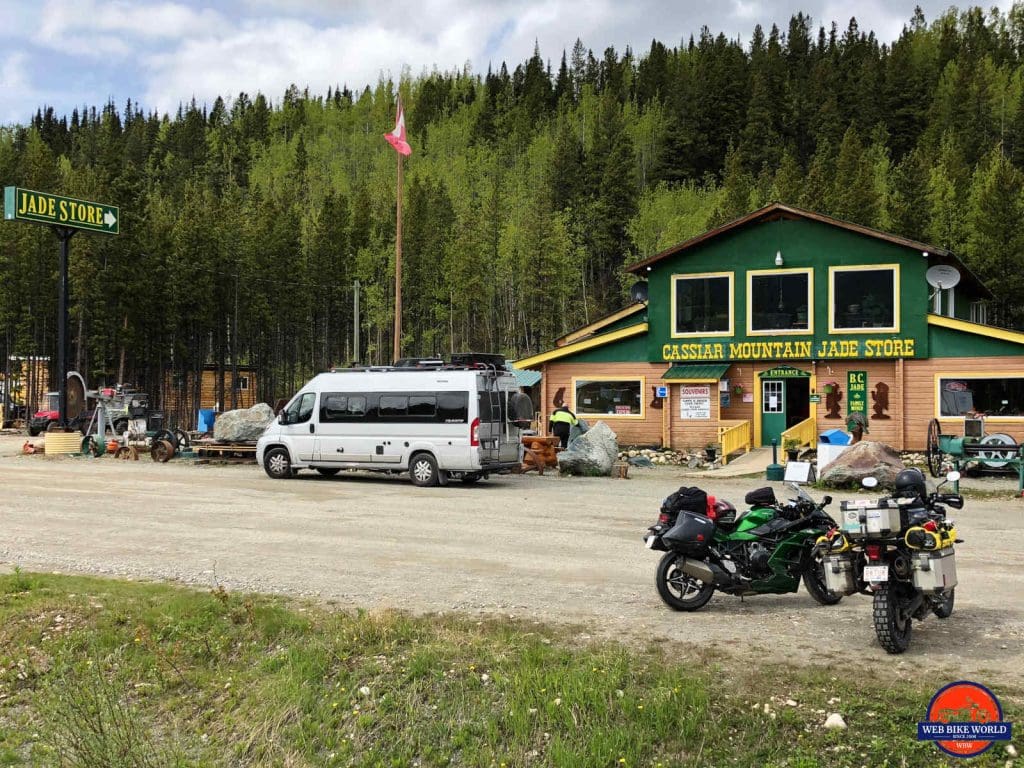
left=865, top=544, right=882, bottom=561
left=470, top=417, right=480, bottom=447
left=658, top=513, right=671, bottom=524
left=706, top=495, right=717, bottom=520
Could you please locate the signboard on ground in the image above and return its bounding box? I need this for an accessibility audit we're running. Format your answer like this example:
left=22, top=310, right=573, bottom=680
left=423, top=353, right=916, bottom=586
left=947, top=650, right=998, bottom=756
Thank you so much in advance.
left=3, top=186, right=119, bottom=235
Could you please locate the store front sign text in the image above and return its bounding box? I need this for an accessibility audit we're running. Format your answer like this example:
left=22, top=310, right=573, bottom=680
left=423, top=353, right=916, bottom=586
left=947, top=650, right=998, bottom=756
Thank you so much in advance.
left=662, top=338, right=916, bottom=362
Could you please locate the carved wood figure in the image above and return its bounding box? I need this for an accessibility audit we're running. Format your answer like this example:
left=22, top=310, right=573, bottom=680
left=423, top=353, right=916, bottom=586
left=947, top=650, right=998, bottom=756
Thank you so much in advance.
left=872, top=382, right=891, bottom=419
left=825, top=385, right=843, bottom=419
left=649, top=386, right=664, bottom=409
left=552, top=387, right=565, bottom=408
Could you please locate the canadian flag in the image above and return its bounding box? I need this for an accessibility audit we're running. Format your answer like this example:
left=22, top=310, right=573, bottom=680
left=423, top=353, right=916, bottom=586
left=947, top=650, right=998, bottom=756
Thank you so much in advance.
left=384, top=96, right=412, bottom=156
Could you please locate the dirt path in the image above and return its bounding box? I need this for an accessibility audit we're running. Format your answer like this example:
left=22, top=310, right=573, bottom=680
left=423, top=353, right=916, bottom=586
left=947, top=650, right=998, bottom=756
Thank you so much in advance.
left=1, top=434, right=1022, bottom=687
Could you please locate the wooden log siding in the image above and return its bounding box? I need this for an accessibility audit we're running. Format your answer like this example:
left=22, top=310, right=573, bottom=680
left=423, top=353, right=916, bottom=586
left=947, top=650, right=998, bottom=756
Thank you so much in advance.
left=163, top=369, right=259, bottom=428
left=541, top=362, right=667, bottom=447
left=902, top=356, right=1024, bottom=450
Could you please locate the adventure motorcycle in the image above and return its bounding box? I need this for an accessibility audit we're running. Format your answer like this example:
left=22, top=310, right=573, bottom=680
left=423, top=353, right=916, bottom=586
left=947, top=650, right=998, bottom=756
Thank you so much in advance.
left=815, top=468, right=963, bottom=654
left=644, top=483, right=841, bottom=611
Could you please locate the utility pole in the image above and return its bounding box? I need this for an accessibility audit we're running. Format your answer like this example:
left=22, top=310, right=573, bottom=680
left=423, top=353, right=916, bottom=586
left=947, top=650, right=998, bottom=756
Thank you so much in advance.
left=353, top=279, right=360, bottom=365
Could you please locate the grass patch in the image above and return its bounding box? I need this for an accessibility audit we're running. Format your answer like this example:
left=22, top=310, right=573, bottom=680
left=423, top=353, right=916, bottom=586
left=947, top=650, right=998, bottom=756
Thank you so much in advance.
left=0, top=573, right=1017, bottom=766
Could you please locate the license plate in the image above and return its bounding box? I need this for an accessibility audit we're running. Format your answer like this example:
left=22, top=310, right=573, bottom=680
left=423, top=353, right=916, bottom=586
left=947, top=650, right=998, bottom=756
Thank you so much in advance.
left=645, top=536, right=657, bottom=549
left=863, top=565, right=889, bottom=582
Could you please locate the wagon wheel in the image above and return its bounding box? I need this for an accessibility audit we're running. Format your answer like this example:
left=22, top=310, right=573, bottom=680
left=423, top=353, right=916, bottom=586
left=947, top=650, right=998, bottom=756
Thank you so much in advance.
left=150, top=439, right=175, bottom=463
left=926, top=418, right=943, bottom=478
left=173, top=428, right=190, bottom=449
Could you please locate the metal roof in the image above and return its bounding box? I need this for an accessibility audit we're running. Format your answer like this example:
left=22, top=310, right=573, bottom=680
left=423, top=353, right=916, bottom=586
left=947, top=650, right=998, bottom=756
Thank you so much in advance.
left=663, top=363, right=731, bottom=380
left=509, top=367, right=542, bottom=387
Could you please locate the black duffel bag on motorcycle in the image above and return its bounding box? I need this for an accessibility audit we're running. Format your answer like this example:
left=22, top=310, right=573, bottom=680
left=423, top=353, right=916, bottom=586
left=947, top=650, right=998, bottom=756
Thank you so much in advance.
left=660, top=486, right=709, bottom=517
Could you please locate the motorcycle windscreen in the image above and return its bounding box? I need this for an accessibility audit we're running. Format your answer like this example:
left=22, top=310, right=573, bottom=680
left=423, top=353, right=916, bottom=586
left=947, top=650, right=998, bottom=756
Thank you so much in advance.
left=661, top=510, right=715, bottom=558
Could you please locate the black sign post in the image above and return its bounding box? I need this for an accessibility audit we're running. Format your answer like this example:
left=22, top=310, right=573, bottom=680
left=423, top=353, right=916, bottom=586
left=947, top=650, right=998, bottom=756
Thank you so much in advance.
left=3, top=187, right=118, bottom=427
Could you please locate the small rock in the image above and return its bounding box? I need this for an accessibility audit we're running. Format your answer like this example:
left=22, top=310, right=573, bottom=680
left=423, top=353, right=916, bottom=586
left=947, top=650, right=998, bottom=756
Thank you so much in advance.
left=1007, top=744, right=1018, bottom=758
left=824, top=713, right=847, bottom=730
left=359, top=685, right=371, bottom=696
left=785, top=699, right=798, bottom=707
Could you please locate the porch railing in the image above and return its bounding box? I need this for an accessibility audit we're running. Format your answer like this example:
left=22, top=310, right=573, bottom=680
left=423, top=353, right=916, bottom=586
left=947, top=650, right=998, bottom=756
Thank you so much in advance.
left=718, top=419, right=752, bottom=465
left=779, top=416, right=817, bottom=462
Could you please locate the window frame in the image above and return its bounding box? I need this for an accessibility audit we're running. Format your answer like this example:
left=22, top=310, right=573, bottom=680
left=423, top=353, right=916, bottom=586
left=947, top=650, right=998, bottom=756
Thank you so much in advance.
left=670, top=271, right=734, bottom=338
left=746, top=267, right=814, bottom=337
left=828, top=264, right=900, bottom=334
left=571, top=375, right=646, bottom=420
left=933, top=372, right=1024, bottom=421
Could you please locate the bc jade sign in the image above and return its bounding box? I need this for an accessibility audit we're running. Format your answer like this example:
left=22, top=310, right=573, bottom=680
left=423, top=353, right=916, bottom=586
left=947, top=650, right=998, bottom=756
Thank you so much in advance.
left=3, top=186, right=118, bottom=235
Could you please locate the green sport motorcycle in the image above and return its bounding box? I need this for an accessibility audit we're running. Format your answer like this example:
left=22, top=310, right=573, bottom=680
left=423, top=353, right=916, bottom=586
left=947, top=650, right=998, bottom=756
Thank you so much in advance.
left=643, top=484, right=841, bottom=611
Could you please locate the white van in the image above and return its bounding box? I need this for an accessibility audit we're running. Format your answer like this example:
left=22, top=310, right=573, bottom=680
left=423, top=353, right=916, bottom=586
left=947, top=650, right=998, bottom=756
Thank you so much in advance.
left=256, top=357, right=532, bottom=486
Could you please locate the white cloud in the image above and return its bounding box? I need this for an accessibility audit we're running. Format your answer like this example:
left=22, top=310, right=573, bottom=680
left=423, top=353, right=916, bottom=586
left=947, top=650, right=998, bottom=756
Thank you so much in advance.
left=36, top=0, right=227, bottom=55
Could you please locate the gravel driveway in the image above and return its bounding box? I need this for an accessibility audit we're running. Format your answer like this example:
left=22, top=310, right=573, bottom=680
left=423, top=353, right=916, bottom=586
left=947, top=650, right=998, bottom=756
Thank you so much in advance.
left=1, top=434, right=1022, bottom=686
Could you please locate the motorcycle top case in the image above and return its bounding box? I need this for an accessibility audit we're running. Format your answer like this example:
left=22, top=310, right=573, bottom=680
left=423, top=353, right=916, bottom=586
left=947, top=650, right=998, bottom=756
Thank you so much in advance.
left=660, top=510, right=715, bottom=558
left=840, top=499, right=902, bottom=537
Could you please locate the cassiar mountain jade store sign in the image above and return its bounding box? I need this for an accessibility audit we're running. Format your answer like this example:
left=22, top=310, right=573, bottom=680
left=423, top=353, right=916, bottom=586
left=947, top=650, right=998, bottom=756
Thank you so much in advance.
left=3, top=187, right=119, bottom=235
left=662, top=338, right=917, bottom=362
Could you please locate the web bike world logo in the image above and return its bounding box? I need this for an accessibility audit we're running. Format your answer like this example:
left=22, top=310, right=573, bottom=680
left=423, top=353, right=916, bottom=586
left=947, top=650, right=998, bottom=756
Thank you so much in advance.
left=918, top=681, right=1013, bottom=758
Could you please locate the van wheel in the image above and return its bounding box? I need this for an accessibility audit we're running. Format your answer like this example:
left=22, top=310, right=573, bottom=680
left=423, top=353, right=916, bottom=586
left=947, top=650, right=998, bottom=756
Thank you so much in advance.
left=264, top=447, right=293, bottom=479
left=410, top=453, right=439, bottom=487
left=315, top=468, right=341, bottom=477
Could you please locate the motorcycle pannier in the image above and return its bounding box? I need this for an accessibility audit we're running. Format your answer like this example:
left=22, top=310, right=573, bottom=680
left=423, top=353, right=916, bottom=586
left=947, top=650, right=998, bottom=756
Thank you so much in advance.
left=661, top=486, right=709, bottom=517
left=822, top=553, right=858, bottom=595
left=911, top=548, right=958, bottom=593
left=661, top=510, right=715, bottom=558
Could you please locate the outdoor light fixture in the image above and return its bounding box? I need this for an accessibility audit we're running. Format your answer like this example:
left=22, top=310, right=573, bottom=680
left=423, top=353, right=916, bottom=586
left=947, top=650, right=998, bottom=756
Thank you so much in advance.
left=775, top=250, right=784, bottom=267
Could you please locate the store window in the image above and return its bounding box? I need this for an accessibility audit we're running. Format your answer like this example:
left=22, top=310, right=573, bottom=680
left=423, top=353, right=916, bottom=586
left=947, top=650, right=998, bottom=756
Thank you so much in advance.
left=673, top=273, right=733, bottom=336
left=749, top=270, right=812, bottom=333
left=939, top=377, right=1024, bottom=417
left=830, top=266, right=898, bottom=331
left=575, top=379, right=643, bottom=416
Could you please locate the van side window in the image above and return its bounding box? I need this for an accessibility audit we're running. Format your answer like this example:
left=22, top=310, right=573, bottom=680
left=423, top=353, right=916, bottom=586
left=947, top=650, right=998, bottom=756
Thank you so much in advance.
left=408, top=395, right=436, bottom=417
left=286, top=392, right=316, bottom=424
left=437, top=392, right=468, bottom=423
left=321, top=393, right=367, bottom=422
left=379, top=395, right=408, bottom=417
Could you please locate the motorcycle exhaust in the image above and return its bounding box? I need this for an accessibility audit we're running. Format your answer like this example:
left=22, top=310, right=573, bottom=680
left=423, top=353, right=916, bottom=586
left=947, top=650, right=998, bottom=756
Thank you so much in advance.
left=678, top=557, right=716, bottom=584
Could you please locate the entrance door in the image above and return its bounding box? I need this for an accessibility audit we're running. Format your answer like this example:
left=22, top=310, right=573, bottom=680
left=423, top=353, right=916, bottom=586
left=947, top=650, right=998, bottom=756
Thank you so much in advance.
left=760, top=376, right=811, bottom=446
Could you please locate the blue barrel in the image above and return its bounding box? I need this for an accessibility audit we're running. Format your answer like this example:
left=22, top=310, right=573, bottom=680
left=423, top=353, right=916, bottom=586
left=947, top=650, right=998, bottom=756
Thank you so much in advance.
left=197, top=409, right=217, bottom=433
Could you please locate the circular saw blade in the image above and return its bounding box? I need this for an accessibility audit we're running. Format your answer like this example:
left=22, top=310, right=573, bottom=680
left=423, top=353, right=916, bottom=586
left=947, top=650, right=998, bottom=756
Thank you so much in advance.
left=65, top=371, right=87, bottom=419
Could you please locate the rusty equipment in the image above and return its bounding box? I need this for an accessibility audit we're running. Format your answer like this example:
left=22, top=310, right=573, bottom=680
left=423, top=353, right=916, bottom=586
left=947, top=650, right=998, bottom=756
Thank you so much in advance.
left=926, top=417, right=1024, bottom=492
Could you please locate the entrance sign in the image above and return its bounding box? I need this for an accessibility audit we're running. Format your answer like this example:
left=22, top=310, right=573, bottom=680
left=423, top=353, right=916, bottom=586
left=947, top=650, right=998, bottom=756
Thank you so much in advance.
left=679, top=385, right=711, bottom=419
left=848, top=371, right=868, bottom=416
left=4, top=187, right=119, bottom=235
left=761, top=365, right=810, bottom=378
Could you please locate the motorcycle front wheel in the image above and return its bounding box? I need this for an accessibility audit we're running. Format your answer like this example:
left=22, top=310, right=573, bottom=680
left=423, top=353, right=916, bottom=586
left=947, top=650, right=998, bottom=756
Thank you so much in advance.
left=873, top=583, right=914, bottom=654
left=802, top=554, right=843, bottom=606
left=655, top=553, right=715, bottom=612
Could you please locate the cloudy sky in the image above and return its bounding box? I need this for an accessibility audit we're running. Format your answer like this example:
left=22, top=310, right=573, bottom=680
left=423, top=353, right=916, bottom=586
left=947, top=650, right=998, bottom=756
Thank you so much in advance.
left=0, top=0, right=1012, bottom=125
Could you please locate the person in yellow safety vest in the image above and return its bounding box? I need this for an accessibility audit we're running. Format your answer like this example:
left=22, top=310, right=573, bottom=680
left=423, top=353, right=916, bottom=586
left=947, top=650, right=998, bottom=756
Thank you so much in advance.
left=549, top=405, right=578, bottom=448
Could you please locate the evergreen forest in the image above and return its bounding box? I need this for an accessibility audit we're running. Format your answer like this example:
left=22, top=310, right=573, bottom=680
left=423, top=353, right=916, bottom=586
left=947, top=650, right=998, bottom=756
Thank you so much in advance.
left=3, top=5, right=1024, bottom=419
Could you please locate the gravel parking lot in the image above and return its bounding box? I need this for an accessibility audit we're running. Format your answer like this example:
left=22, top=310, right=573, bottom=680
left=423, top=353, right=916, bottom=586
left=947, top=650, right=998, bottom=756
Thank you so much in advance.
left=1, top=433, right=1022, bottom=686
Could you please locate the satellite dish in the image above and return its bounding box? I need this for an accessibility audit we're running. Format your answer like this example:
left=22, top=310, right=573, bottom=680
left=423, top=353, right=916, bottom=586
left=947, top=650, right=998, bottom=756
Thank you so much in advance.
left=926, top=265, right=961, bottom=290
left=629, top=280, right=649, bottom=303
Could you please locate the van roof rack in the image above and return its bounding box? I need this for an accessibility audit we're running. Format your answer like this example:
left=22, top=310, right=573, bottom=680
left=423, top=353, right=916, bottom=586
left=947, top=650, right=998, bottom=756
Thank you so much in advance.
left=328, top=353, right=510, bottom=375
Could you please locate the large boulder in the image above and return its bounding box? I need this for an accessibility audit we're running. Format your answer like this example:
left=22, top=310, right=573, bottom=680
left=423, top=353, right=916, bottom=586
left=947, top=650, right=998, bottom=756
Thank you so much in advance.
left=557, top=421, right=618, bottom=476
left=213, top=403, right=275, bottom=442
left=819, top=440, right=905, bottom=490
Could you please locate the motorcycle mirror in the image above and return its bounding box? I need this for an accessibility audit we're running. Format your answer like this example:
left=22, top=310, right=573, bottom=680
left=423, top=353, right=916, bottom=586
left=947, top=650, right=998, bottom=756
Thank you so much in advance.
left=945, top=471, right=961, bottom=483
left=861, top=477, right=879, bottom=488
left=822, top=495, right=832, bottom=506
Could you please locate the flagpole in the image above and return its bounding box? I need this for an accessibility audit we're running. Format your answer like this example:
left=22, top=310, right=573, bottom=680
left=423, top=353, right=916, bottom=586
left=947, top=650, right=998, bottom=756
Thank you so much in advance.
left=393, top=151, right=403, bottom=364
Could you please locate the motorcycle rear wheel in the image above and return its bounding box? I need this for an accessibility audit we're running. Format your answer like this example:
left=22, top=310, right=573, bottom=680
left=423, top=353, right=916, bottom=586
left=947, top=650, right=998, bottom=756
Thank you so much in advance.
left=656, top=553, right=715, bottom=612
left=802, top=555, right=843, bottom=606
left=932, top=589, right=955, bottom=619
left=873, top=584, right=914, bottom=654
